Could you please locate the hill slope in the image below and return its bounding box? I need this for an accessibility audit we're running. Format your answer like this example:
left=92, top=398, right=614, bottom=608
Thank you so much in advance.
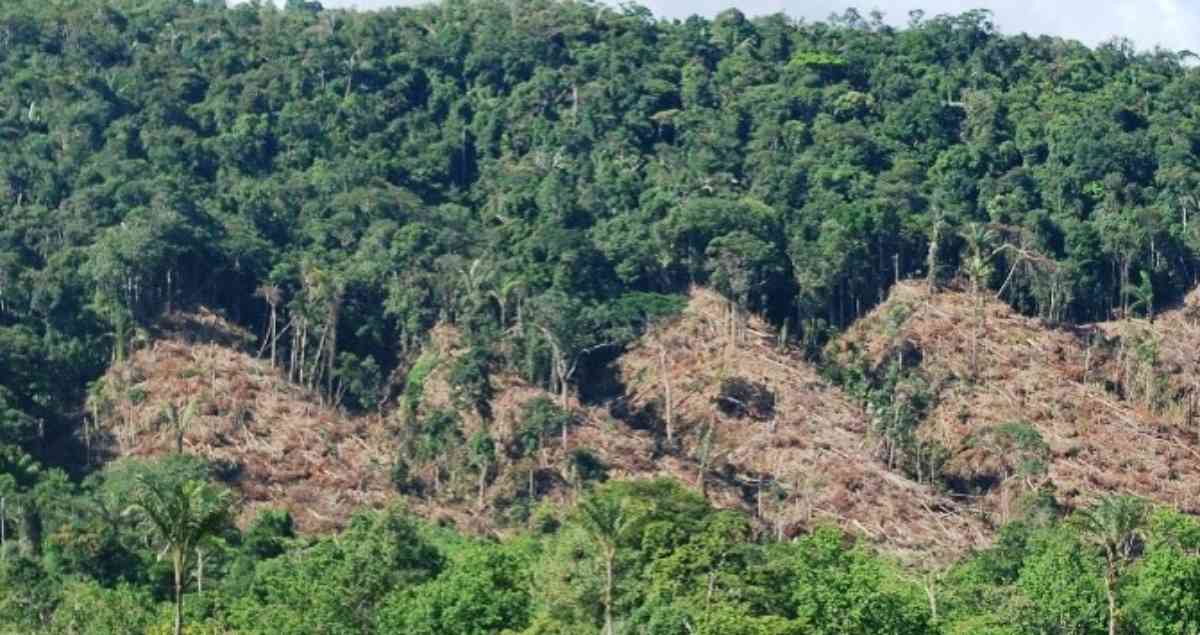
left=98, top=281, right=1200, bottom=559
left=97, top=292, right=993, bottom=561
left=833, top=280, right=1200, bottom=521
left=91, top=310, right=394, bottom=532
left=614, top=287, right=988, bottom=557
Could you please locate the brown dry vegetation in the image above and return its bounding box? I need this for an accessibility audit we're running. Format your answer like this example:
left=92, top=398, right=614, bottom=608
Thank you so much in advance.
left=614, top=287, right=989, bottom=559
left=98, top=281, right=1200, bottom=561
left=91, top=310, right=394, bottom=533
left=834, top=280, right=1200, bottom=523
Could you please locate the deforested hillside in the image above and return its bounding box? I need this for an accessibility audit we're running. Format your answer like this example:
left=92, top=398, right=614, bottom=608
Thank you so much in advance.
left=615, top=287, right=988, bottom=557
left=89, top=310, right=395, bottom=532
left=96, top=294, right=991, bottom=560
left=833, top=280, right=1200, bottom=522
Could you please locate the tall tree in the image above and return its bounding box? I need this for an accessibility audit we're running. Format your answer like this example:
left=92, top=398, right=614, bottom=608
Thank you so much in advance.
left=124, top=476, right=232, bottom=635
left=577, top=493, right=646, bottom=635
left=1072, top=495, right=1149, bottom=635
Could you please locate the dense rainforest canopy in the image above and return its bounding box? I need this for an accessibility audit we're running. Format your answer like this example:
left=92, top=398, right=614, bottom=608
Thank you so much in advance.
left=3, top=0, right=1200, bottom=632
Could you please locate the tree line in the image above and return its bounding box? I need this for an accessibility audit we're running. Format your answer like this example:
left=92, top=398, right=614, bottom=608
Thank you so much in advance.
left=6, top=456, right=1200, bottom=634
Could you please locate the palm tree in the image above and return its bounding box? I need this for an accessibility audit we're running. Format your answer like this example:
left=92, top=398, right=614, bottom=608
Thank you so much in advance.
left=1070, top=495, right=1148, bottom=635
left=467, top=430, right=495, bottom=510
left=577, top=494, right=645, bottom=635
left=160, top=398, right=198, bottom=455
left=960, top=222, right=996, bottom=381
left=125, top=477, right=232, bottom=635
left=1126, top=270, right=1155, bottom=323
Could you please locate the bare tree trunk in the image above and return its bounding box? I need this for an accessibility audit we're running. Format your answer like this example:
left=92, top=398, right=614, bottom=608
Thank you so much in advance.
left=269, top=301, right=278, bottom=369
left=311, top=325, right=327, bottom=392
left=603, top=549, right=615, bottom=635
left=659, top=345, right=673, bottom=445
left=478, top=466, right=487, bottom=510
left=289, top=320, right=299, bottom=383
left=557, top=358, right=569, bottom=409
left=197, top=547, right=205, bottom=595
left=298, top=321, right=308, bottom=386
left=173, top=550, right=184, bottom=635
left=1120, top=256, right=1131, bottom=318
left=756, top=477, right=764, bottom=519
left=1084, top=335, right=1092, bottom=385
left=927, top=216, right=942, bottom=292
left=326, top=290, right=343, bottom=397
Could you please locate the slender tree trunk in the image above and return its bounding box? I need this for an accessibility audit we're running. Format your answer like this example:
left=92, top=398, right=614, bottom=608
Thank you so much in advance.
left=1084, top=335, right=1092, bottom=385
left=927, top=217, right=941, bottom=292
left=326, top=291, right=342, bottom=397
left=289, top=321, right=299, bottom=382
left=756, top=477, right=764, bottom=518
left=478, top=466, right=487, bottom=510
left=298, top=321, right=308, bottom=386
left=558, top=361, right=569, bottom=409
left=174, top=550, right=184, bottom=635
left=269, top=301, right=278, bottom=369
left=311, top=325, right=327, bottom=392
left=1121, top=256, right=1131, bottom=318
left=604, top=549, right=615, bottom=635
left=659, top=346, right=673, bottom=445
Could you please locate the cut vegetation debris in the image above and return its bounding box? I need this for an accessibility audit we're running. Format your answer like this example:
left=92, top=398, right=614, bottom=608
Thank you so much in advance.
left=90, top=311, right=393, bottom=533
left=835, top=280, right=1200, bottom=523
left=95, top=280, right=1200, bottom=562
